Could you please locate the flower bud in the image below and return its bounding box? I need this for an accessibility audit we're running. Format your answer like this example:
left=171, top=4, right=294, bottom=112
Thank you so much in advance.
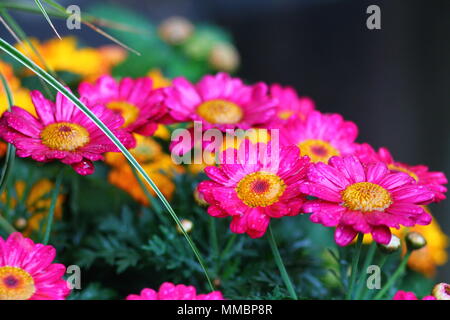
left=176, top=219, right=193, bottom=234
left=209, top=43, right=240, bottom=73
left=405, top=231, right=427, bottom=251
left=377, top=234, right=401, bottom=254
left=193, top=186, right=208, bottom=207
left=14, top=217, right=27, bottom=230
left=158, top=16, right=194, bottom=45
left=432, top=283, right=450, bottom=300
left=213, top=278, right=221, bottom=287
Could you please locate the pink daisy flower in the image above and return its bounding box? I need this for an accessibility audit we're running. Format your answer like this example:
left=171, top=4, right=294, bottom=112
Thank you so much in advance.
left=301, top=155, right=434, bottom=246
left=0, top=90, right=134, bottom=175
left=393, top=290, right=436, bottom=300
left=126, top=282, right=224, bottom=300
left=268, top=84, right=315, bottom=128
left=280, top=111, right=358, bottom=164
left=0, top=232, right=70, bottom=300
left=198, top=141, right=310, bottom=238
left=164, top=72, right=277, bottom=131
left=79, top=75, right=166, bottom=136
left=355, top=143, right=447, bottom=203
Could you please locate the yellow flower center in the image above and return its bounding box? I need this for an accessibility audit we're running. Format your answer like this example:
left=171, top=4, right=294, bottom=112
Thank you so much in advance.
left=196, top=99, right=243, bottom=124
left=298, top=139, right=340, bottom=163
left=236, top=172, right=286, bottom=207
left=0, top=266, right=36, bottom=300
left=388, top=164, right=419, bottom=182
left=341, top=182, right=392, bottom=212
left=106, top=101, right=140, bottom=127
left=278, top=110, right=294, bottom=120
left=41, top=122, right=90, bottom=151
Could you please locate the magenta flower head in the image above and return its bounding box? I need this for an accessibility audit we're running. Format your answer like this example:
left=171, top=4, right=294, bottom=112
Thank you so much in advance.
left=198, top=140, right=310, bottom=238
left=393, top=290, right=436, bottom=300
left=268, top=83, right=315, bottom=128
left=0, top=90, right=134, bottom=175
left=355, top=143, right=447, bottom=203
left=164, top=72, right=277, bottom=131
left=79, top=75, right=167, bottom=137
left=301, top=155, right=434, bottom=246
left=280, top=111, right=358, bottom=164
left=126, top=282, right=224, bottom=300
left=0, top=232, right=70, bottom=300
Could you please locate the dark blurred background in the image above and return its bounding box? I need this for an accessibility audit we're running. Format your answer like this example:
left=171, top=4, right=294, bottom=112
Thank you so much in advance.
left=1, top=0, right=449, bottom=279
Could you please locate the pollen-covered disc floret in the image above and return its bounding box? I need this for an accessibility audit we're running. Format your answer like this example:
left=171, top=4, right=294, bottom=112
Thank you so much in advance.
left=40, top=122, right=89, bottom=151
left=0, top=266, right=35, bottom=300
left=79, top=75, right=167, bottom=137
left=198, top=141, right=310, bottom=238
left=126, top=282, right=224, bottom=300
left=281, top=111, right=358, bottom=164
left=164, top=72, right=277, bottom=131
left=236, top=172, right=286, bottom=207
left=301, top=155, right=434, bottom=246
left=0, top=232, right=70, bottom=300
left=298, top=139, right=340, bottom=164
left=341, top=182, right=392, bottom=212
left=196, top=99, right=243, bottom=124
left=0, top=90, right=134, bottom=175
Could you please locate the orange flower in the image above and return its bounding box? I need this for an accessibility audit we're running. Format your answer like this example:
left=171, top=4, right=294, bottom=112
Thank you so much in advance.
left=106, top=134, right=183, bottom=205
left=109, top=164, right=175, bottom=206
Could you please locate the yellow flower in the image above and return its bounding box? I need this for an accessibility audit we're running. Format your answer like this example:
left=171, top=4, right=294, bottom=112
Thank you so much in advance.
left=106, top=134, right=164, bottom=168
left=147, top=69, right=172, bottom=89
left=108, top=164, right=176, bottom=206
left=0, top=60, right=34, bottom=116
left=153, top=124, right=171, bottom=140
left=15, top=37, right=125, bottom=82
left=186, top=129, right=271, bottom=174
left=1, top=180, right=64, bottom=236
left=220, top=128, right=271, bottom=152
left=187, top=150, right=216, bottom=175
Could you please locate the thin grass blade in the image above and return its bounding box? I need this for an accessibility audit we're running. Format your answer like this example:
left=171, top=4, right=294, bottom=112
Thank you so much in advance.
left=34, top=0, right=61, bottom=39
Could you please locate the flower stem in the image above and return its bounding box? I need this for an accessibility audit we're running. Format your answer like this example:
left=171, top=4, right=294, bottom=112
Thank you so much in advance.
left=346, top=233, right=364, bottom=300
left=267, top=225, right=298, bottom=300
left=41, top=170, right=63, bottom=245
left=220, top=233, right=237, bottom=260
left=374, top=251, right=411, bottom=300
left=361, top=254, right=389, bottom=300
left=354, top=241, right=377, bottom=299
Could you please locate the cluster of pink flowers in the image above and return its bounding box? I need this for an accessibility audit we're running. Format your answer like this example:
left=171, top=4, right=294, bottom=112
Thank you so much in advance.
left=126, top=282, right=224, bottom=300
left=0, top=71, right=447, bottom=252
